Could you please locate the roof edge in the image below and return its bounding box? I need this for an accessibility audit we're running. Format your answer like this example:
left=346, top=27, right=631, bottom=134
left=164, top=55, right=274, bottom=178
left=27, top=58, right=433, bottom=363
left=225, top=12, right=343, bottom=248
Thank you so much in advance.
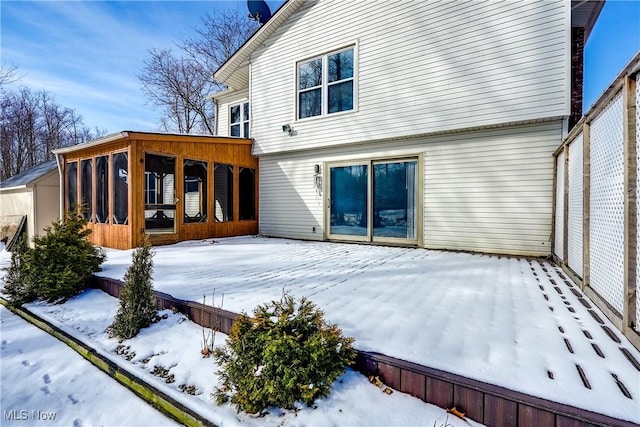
left=0, top=184, right=29, bottom=192
left=53, top=131, right=255, bottom=156
left=213, top=0, right=306, bottom=87
left=52, top=131, right=130, bottom=155
left=584, top=1, right=605, bottom=40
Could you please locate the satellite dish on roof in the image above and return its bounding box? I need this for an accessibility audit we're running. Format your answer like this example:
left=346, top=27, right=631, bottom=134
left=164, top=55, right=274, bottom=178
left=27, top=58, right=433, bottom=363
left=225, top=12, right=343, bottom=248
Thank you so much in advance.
left=248, top=0, right=272, bottom=25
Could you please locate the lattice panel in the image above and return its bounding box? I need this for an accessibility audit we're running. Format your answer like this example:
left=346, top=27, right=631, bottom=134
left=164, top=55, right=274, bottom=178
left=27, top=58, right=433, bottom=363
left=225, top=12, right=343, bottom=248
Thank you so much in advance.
left=554, top=150, right=565, bottom=259
left=567, top=135, right=583, bottom=277
left=590, top=92, right=624, bottom=314
left=636, top=73, right=640, bottom=330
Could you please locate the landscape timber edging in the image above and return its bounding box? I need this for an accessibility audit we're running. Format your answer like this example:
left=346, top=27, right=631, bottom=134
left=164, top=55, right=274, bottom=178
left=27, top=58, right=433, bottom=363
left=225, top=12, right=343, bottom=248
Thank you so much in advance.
left=92, top=276, right=639, bottom=427
left=0, top=297, right=216, bottom=427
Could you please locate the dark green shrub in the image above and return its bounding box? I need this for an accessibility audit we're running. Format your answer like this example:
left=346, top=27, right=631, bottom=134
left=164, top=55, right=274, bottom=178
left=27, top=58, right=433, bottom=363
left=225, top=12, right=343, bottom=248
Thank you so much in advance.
left=30, top=210, right=105, bottom=302
left=109, top=235, right=157, bottom=339
left=2, top=236, right=37, bottom=305
left=213, top=292, right=356, bottom=414
left=1, top=210, right=104, bottom=305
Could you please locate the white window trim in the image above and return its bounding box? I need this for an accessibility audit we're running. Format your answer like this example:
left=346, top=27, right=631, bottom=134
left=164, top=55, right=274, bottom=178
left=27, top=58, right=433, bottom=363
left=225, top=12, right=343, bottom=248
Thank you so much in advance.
left=295, top=43, right=358, bottom=122
left=229, top=101, right=250, bottom=138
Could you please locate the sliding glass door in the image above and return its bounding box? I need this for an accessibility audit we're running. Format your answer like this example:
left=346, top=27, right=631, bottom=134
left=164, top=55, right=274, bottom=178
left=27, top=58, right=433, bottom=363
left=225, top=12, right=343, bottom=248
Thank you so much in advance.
left=328, top=158, right=419, bottom=243
left=329, top=164, right=368, bottom=238
left=373, top=160, right=417, bottom=240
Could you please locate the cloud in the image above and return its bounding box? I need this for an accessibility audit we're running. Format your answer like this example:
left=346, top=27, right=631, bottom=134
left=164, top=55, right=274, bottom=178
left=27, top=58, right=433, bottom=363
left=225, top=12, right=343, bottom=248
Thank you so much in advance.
left=1, top=0, right=273, bottom=132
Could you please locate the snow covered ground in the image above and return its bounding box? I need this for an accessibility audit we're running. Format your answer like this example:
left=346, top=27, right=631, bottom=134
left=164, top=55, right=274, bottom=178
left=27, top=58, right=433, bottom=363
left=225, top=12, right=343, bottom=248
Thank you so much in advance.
left=0, top=305, right=178, bottom=427
left=0, top=247, right=479, bottom=427
left=93, top=236, right=640, bottom=423
left=2, top=236, right=639, bottom=424
left=0, top=290, right=479, bottom=426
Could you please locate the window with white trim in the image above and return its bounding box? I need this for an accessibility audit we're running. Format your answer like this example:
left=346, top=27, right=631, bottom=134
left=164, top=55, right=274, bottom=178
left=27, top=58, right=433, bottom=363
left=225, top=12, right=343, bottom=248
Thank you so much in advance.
left=230, top=102, right=250, bottom=137
left=298, top=46, right=354, bottom=120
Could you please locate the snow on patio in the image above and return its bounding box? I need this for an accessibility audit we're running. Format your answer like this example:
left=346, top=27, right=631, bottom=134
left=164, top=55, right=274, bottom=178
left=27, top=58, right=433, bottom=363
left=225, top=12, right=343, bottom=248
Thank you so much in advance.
left=97, top=236, right=640, bottom=423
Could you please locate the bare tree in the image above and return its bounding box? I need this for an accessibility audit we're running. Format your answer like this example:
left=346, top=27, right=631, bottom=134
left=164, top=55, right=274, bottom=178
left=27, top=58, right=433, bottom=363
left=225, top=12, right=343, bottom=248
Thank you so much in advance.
left=181, top=8, right=258, bottom=76
left=139, top=49, right=215, bottom=134
left=0, top=61, right=21, bottom=87
left=139, top=7, right=258, bottom=134
left=0, top=86, right=102, bottom=181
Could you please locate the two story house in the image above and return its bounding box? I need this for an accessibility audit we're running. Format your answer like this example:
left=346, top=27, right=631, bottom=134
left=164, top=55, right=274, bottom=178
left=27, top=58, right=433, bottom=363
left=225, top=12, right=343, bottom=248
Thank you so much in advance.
left=212, top=0, right=602, bottom=256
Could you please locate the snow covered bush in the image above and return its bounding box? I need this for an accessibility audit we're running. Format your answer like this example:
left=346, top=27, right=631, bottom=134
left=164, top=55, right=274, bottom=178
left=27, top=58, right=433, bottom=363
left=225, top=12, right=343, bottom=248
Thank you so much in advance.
left=213, top=292, right=356, bottom=414
left=109, top=235, right=157, bottom=339
left=2, top=210, right=105, bottom=304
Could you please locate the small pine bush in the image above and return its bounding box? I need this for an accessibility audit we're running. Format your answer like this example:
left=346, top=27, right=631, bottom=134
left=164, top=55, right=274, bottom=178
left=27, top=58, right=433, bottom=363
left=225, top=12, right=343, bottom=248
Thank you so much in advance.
left=2, top=236, right=37, bottom=305
left=213, top=292, right=356, bottom=414
left=30, top=210, right=105, bottom=302
left=1, top=210, right=105, bottom=305
left=110, top=235, right=157, bottom=339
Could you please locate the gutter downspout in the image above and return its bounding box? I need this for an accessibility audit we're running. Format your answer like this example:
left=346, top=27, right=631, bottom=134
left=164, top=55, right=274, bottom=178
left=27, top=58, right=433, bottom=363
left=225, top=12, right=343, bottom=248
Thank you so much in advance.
left=213, top=97, right=219, bottom=135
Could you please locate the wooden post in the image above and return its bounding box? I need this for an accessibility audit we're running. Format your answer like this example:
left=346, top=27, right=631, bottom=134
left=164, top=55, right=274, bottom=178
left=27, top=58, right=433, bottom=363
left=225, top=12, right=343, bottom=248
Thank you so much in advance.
left=623, top=75, right=638, bottom=334
left=582, top=122, right=591, bottom=292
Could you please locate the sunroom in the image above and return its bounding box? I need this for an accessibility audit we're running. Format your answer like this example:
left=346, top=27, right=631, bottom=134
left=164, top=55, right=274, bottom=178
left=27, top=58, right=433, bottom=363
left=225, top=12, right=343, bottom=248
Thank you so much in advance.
left=53, top=131, right=258, bottom=249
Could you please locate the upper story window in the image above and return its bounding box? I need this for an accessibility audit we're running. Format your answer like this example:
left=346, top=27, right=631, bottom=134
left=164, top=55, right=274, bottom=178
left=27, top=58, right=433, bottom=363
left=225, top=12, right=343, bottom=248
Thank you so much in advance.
left=230, top=102, right=250, bottom=137
left=298, top=46, right=355, bottom=120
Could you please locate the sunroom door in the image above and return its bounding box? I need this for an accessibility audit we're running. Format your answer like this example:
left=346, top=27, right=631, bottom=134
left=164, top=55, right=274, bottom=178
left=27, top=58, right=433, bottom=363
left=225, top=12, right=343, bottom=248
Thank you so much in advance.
left=327, top=158, right=419, bottom=244
left=144, top=153, right=176, bottom=234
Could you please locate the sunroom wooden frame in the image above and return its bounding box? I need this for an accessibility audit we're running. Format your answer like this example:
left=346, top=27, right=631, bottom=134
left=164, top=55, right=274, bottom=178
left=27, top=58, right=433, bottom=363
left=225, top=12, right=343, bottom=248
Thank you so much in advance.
left=53, top=131, right=258, bottom=249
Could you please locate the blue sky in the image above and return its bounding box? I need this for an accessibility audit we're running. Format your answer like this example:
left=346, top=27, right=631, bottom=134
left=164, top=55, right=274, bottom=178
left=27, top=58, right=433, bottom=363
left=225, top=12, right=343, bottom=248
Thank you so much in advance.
left=2, top=0, right=639, bottom=134
left=1, top=0, right=284, bottom=132
left=583, top=0, right=640, bottom=109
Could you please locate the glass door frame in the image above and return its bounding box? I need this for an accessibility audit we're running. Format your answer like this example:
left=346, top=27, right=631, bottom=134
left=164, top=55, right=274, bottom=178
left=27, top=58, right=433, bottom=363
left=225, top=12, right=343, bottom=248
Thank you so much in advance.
left=325, top=154, right=423, bottom=245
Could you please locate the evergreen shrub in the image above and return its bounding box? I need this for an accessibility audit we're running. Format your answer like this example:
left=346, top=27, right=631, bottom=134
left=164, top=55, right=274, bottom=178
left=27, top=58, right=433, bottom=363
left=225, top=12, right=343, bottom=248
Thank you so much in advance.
left=213, top=292, right=356, bottom=414
left=109, top=235, right=157, bottom=339
left=2, top=210, right=105, bottom=304
left=2, top=236, right=36, bottom=305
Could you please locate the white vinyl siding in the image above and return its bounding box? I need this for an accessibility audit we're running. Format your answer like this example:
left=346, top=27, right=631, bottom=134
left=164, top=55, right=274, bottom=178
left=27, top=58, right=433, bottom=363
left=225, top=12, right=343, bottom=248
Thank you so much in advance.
left=260, top=156, right=325, bottom=240
left=249, top=0, right=568, bottom=156
left=423, top=122, right=560, bottom=255
left=259, top=121, right=561, bottom=256
left=215, top=89, right=249, bottom=137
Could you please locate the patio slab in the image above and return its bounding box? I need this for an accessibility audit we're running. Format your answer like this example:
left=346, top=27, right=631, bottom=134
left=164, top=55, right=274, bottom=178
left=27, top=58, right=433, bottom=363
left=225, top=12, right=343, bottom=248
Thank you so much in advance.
left=98, top=236, right=640, bottom=424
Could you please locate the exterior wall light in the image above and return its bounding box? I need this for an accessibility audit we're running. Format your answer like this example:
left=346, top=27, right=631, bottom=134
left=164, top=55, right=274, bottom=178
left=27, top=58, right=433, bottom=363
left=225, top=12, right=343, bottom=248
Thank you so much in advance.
left=282, top=124, right=293, bottom=135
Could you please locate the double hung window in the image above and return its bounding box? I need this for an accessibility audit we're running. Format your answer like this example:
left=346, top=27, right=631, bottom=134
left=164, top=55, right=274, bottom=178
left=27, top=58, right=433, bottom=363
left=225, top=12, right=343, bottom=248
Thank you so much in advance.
left=230, top=102, right=250, bottom=137
left=298, top=46, right=355, bottom=119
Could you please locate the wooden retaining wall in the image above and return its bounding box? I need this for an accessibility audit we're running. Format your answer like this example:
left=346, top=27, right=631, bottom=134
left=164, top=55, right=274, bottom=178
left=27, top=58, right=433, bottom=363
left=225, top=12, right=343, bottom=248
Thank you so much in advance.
left=93, top=276, right=638, bottom=427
